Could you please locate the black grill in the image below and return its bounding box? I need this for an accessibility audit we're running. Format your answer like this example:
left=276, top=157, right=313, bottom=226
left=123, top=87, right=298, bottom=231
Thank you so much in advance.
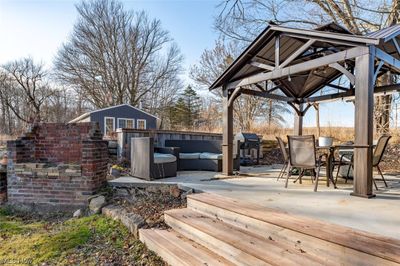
left=234, top=133, right=261, bottom=165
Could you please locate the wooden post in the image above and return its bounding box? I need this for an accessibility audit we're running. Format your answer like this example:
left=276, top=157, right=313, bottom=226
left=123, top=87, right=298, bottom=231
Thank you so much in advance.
left=293, top=104, right=304, bottom=136
left=314, top=103, right=321, bottom=138
left=222, top=86, right=234, bottom=175
left=352, top=47, right=375, bottom=198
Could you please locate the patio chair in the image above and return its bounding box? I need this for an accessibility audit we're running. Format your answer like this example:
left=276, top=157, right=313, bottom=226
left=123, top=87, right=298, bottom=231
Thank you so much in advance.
left=334, top=151, right=354, bottom=184
left=276, top=137, right=289, bottom=181
left=131, top=137, right=179, bottom=180
left=285, top=135, right=328, bottom=192
left=334, top=135, right=392, bottom=190
left=372, top=135, right=392, bottom=188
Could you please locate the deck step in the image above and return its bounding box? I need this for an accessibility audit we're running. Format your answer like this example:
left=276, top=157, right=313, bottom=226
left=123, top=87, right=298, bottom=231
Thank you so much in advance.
left=187, top=192, right=400, bottom=265
left=165, top=208, right=328, bottom=266
left=139, top=228, right=235, bottom=266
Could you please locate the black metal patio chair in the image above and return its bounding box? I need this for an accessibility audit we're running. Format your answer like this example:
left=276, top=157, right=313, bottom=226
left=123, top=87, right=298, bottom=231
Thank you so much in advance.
left=334, top=135, right=392, bottom=190
left=276, top=136, right=289, bottom=181
left=285, top=135, right=329, bottom=192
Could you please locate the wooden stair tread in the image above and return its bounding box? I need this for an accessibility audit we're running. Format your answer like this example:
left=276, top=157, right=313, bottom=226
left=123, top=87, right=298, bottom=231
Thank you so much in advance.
left=188, top=196, right=397, bottom=266
left=165, top=208, right=329, bottom=266
left=140, top=228, right=235, bottom=266
left=187, top=193, right=400, bottom=264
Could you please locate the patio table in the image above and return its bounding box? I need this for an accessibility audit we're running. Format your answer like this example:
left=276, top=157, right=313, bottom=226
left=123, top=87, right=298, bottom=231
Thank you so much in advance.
left=317, top=144, right=371, bottom=187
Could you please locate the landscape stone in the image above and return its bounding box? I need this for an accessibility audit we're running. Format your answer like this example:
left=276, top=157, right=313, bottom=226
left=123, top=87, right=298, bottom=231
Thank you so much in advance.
left=102, top=204, right=144, bottom=238
left=73, top=209, right=82, bottom=218
left=89, top=195, right=106, bottom=214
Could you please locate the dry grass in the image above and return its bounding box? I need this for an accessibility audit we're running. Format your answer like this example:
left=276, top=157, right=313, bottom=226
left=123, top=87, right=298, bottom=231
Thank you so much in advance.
left=176, top=125, right=400, bottom=144
left=255, top=125, right=400, bottom=144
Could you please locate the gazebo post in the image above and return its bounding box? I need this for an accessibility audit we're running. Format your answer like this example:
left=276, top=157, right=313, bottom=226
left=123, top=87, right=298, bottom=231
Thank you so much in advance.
left=294, top=104, right=304, bottom=136
left=222, top=86, right=234, bottom=176
left=351, top=47, right=375, bottom=198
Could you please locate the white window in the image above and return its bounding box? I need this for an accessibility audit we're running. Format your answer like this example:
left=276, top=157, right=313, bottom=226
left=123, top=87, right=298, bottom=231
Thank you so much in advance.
left=126, top=119, right=134, bottom=128
left=137, top=119, right=146, bottom=130
left=117, top=118, right=134, bottom=129
left=104, top=117, right=115, bottom=135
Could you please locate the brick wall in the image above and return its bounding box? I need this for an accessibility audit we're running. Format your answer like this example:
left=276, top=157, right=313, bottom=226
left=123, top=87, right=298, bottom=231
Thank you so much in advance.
left=7, top=123, right=108, bottom=208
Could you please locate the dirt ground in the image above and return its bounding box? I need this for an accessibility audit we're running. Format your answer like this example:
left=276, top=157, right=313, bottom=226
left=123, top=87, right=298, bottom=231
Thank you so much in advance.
left=110, top=186, right=187, bottom=229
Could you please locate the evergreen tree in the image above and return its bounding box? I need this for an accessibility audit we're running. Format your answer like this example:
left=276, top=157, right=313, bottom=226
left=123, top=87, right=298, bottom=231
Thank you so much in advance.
left=181, top=85, right=201, bottom=127
left=169, top=97, right=188, bottom=129
left=169, top=85, right=201, bottom=129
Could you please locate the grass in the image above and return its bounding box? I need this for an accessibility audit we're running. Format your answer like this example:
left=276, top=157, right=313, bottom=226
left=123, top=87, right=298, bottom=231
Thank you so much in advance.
left=0, top=207, right=165, bottom=265
left=255, top=126, right=400, bottom=144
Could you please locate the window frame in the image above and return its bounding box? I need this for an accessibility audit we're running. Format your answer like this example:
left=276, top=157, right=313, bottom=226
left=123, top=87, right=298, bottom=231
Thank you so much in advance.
left=117, top=118, right=135, bottom=129
left=104, top=116, right=115, bottom=136
left=137, top=119, right=147, bottom=130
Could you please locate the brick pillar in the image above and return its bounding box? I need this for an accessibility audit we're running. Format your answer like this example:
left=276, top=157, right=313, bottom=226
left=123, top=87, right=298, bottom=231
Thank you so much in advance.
left=81, top=140, right=109, bottom=196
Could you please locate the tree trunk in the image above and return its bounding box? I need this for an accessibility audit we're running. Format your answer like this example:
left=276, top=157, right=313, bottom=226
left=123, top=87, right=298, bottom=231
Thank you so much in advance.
left=375, top=74, right=392, bottom=134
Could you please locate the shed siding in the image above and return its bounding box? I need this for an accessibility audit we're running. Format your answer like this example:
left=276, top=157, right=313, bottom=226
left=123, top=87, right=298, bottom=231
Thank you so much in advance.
left=90, top=105, right=157, bottom=134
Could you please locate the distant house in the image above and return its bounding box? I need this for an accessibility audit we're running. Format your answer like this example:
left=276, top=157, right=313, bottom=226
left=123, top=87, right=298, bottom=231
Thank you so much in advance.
left=69, top=104, right=160, bottom=135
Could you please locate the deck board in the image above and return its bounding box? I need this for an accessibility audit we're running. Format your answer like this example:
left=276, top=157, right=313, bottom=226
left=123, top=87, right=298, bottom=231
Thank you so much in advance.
left=165, top=208, right=330, bottom=266
left=140, top=228, right=235, bottom=266
left=187, top=192, right=400, bottom=264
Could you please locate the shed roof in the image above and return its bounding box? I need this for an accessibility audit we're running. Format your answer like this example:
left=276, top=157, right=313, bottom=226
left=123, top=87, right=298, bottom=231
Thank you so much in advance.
left=210, top=22, right=400, bottom=100
left=68, top=104, right=159, bottom=123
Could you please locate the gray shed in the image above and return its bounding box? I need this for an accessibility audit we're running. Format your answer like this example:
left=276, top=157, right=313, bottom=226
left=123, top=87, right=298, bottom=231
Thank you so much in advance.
left=69, top=104, right=160, bottom=135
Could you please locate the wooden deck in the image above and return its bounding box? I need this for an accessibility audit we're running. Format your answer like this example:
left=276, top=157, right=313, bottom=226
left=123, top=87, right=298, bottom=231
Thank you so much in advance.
left=140, top=192, right=400, bottom=266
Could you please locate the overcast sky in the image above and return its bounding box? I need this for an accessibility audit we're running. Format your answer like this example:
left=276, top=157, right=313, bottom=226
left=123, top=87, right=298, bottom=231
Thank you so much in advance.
left=0, top=0, right=358, bottom=128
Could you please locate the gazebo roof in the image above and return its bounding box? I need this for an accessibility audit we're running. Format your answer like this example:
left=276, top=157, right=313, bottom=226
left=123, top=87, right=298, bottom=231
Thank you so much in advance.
left=210, top=22, right=400, bottom=102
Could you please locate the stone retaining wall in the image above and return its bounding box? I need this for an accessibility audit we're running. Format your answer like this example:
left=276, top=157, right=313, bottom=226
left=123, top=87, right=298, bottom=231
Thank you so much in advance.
left=7, top=123, right=109, bottom=208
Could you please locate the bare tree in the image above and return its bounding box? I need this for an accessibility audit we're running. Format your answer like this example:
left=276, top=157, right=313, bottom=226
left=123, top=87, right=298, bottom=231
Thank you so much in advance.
left=191, top=38, right=289, bottom=131
left=140, top=76, right=182, bottom=129
left=54, top=0, right=183, bottom=109
left=41, top=86, right=86, bottom=124
left=0, top=58, right=54, bottom=124
left=216, top=0, right=400, bottom=133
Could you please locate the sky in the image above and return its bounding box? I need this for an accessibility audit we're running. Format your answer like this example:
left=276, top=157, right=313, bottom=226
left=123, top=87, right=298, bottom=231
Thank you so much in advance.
left=0, top=0, right=358, bottom=128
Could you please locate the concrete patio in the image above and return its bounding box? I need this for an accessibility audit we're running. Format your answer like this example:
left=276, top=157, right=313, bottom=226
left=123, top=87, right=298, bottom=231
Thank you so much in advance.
left=109, top=165, right=400, bottom=240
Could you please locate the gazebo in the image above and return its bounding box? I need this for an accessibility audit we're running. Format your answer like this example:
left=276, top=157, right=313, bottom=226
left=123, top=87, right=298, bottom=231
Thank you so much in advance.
left=209, top=22, right=400, bottom=198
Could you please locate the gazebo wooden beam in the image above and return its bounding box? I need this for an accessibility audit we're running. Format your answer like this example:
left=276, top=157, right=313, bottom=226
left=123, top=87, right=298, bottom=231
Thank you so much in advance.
left=304, top=90, right=354, bottom=103
left=249, top=60, right=274, bottom=71
left=240, top=88, right=295, bottom=102
left=375, top=48, right=400, bottom=72
left=222, top=86, right=234, bottom=176
left=352, top=46, right=375, bottom=198
left=271, top=25, right=380, bottom=45
left=329, top=63, right=355, bottom=85
left=302, top=83, right=400, bottom=103
left=275, top=35, right=280, bottom=67
left=280, top=39, right=315, bottom=68
left=228, top=46, right=368, bottom=89
left=392, top=38, right=400, bottom=54
left=281, top=33, right=368, bottom=47
left=325, top=83, right=350, bottom=91
left=293, top=103, right=305, bottom=135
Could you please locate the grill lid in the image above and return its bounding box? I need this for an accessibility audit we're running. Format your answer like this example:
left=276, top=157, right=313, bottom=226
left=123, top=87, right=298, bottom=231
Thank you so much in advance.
left=235, top=133, right=260, bottom=142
